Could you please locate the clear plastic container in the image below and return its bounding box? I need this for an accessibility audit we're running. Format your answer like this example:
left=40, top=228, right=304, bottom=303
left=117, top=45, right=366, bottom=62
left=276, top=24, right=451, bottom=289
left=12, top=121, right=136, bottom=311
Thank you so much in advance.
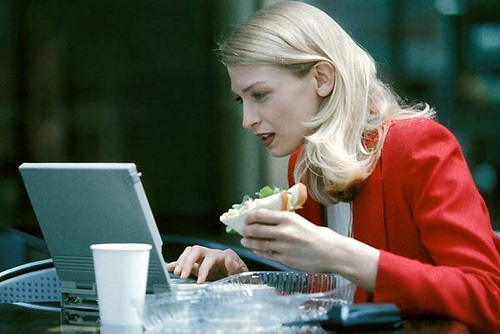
left=142, top=271, right=355, bottom=334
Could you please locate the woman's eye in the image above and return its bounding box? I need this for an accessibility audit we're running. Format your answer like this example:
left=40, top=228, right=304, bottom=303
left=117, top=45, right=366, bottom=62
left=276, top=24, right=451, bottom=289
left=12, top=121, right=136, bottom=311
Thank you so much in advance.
left=234, top=96, right=243, bottom=104
left=252, top=92, right=268, bottom=101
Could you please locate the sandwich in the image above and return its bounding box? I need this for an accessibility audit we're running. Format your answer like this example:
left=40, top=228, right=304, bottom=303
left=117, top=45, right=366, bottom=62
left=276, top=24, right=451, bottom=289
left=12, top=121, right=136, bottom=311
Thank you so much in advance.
left=220, top=183, right=307, bottom=234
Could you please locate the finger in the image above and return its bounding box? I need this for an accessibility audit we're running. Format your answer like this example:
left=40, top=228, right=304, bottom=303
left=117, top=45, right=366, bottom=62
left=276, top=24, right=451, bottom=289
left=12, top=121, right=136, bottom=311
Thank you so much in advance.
left=196, top=255, right=218, bottom=283
left=174, top=246, right=205, bottom=279
left=241, top=211, right=292, bottom=239
left=171, top=247, right=192, bottom=276
left=240, top=237, right=275, bottom=253
left=166, top=261, right=177, bottom=271
left=242, top=223, right=284, bottom=240
left=253, top=249, right=277, bottom=259
left=244, top=208, right=283, bottom=226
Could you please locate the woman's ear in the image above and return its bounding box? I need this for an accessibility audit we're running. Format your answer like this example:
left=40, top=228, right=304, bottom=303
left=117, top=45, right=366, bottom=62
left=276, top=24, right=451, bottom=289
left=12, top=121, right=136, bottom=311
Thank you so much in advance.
left=313, top=61, right=335, bottom=97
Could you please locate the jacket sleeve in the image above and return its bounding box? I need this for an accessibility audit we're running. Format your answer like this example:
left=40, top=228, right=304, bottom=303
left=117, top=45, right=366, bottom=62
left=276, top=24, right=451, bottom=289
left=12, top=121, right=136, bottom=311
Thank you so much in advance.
left=374, top=119, right=500, bottom=334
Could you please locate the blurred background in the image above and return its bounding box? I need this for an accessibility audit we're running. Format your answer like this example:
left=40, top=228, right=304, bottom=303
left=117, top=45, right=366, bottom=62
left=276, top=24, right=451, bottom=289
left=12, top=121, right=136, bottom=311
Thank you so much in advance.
left=0, top=0, right=499, bottom=270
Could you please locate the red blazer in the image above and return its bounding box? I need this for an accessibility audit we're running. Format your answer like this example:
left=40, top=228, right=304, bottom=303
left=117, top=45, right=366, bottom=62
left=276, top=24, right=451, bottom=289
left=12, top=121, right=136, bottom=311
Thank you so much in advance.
left=288, top=118, right=500, bottom=333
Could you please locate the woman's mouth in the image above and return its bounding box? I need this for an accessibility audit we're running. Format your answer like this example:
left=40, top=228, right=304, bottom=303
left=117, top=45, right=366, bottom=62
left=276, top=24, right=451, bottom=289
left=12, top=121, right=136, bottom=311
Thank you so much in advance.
left=258, top=133, right=275, bottom=147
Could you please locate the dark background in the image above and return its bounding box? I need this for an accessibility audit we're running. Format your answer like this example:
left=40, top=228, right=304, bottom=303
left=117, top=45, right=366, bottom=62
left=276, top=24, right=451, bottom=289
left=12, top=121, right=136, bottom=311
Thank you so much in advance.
left=1, top=0, right=499, bottom=270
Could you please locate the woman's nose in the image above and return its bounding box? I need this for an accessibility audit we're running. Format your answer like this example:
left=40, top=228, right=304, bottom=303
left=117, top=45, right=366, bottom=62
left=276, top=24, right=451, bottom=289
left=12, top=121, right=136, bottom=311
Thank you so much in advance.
left=241, top=104, right=260, bottom=129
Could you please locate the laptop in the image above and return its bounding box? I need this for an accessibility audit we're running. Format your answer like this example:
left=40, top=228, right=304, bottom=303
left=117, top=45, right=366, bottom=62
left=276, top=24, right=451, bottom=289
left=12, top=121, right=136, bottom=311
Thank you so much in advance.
left=18, top=162, right=174, bottom=310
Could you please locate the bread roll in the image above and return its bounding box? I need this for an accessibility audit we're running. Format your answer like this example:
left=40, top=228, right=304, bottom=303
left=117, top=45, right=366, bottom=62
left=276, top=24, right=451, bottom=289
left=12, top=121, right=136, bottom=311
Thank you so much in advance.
left=220, top=183, right=307, bottom=234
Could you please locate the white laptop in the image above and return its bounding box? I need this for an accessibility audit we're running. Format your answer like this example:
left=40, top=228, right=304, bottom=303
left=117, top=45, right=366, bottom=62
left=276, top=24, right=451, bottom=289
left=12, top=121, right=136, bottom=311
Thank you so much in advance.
left=18, top=162, right=174, bottom=310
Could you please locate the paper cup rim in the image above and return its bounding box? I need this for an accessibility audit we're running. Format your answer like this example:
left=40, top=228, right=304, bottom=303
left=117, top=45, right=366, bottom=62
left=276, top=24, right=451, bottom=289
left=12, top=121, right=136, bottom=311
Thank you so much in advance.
left=90, top=243, right=152, bottom=251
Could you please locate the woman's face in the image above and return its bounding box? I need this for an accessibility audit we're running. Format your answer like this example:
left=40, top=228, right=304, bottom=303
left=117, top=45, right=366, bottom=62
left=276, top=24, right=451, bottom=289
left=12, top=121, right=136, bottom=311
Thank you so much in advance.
left=227, top=65, right=324, bottom=157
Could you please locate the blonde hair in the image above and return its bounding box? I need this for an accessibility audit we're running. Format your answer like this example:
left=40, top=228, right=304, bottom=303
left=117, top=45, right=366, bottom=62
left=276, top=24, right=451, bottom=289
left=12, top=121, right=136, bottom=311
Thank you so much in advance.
left=219, top=1, right=434, bottom=204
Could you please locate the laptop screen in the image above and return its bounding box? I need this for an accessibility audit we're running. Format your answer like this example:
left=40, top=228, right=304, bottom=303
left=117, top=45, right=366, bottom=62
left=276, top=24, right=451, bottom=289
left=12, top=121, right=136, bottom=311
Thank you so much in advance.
left=19, top=163, right=171, bottom=305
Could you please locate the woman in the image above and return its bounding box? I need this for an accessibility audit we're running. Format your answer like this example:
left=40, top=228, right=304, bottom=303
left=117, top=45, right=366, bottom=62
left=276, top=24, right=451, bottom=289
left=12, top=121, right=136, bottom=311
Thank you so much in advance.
left=167, top=2, right=500, bottom=332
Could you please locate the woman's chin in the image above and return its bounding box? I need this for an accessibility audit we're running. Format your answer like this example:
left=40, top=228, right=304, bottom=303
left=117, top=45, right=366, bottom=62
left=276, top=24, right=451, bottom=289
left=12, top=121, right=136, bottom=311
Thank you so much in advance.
left=268, top=146, right=295, bottom=158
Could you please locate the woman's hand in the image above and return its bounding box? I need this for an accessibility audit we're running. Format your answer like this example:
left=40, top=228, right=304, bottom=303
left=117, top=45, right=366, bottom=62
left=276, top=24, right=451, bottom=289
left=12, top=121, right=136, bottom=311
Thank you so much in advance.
left=166, top=246, right=249, bottom=284
left=240, top=208, right=380, bottom=291
left=239, top=208, right=340, bottom=271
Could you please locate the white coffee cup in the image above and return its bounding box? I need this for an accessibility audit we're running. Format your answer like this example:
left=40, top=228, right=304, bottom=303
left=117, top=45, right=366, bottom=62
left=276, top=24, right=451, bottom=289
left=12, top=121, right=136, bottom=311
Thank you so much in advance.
left=90, top=243, right=152, bottom=326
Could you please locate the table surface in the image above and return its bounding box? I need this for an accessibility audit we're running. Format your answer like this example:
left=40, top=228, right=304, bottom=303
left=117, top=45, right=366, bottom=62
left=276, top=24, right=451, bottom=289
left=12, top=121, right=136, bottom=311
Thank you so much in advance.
left=0, top=303, right=470, bottom=334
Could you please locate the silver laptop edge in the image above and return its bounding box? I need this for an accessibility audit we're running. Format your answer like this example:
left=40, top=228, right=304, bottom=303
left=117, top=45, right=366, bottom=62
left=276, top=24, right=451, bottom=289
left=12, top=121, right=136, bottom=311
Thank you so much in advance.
left=19, top=163, right=171, bottom=310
